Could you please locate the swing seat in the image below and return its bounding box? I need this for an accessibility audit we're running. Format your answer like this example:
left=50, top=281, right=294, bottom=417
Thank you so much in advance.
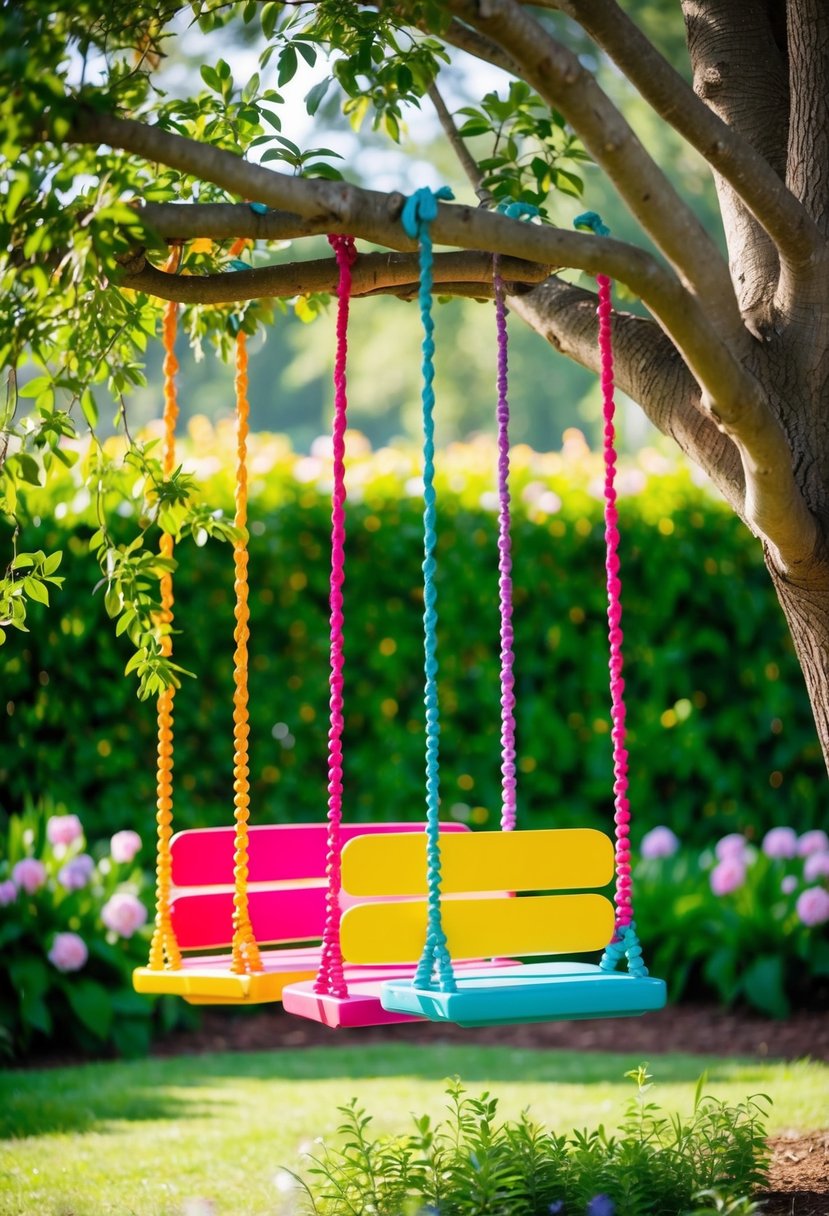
left=381, top=962, right=666, bottom=1026
left=335, top=827, right=666, bottom=1026
left=281, top=957, right=520, bottom=1028
left=133, top=822, right=468, bottom=1005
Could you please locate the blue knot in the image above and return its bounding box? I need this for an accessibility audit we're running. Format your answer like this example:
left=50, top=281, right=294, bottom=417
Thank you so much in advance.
left=248, top=202, right=269, bottom=215
left=497, top=201, right=540, bottom=221
left=229, top=259, right=250, bottom=271
left=574, top=210, right=611, bottom=237
left=401, top=186, right=454, bottom=239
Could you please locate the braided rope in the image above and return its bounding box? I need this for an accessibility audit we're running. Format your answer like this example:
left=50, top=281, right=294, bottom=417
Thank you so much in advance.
left=574, top=212, right=647, bottom=979
left=230, top=330, right=263, bottom=975
left=149, top=248, right=183, bottom=972
left=314, top=234, right=358, bottom=999
left=401, top=187, right=457, bottom=994
left=493, top=259, right=517, bottom=832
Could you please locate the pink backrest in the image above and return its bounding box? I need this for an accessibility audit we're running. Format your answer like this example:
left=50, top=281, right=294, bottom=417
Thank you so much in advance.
left=169, top=822, right=468, bottom=950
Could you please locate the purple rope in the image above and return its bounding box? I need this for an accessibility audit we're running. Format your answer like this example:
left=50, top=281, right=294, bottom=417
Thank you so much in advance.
left=493, top=257, right=517, bottom=832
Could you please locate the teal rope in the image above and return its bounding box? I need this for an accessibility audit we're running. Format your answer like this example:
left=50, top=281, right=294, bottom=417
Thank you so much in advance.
left=574, top=210, right=611, bottom=237
left=402, top=186, right=457, bottom=994
left=497, top=201, right=540, bottom=222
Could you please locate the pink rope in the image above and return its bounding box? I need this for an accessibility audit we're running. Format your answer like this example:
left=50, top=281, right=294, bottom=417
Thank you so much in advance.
left=493, top=258, right=517, bottom=831
left=314, top=234, right=357, bottom=998
left=597, top=273, right=633, bottom=931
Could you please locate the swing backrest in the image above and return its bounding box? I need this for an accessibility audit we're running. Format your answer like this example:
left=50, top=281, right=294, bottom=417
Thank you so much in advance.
left=168, top=822, right=470, bottom=950
left=339, top=827, right=615, bottom=963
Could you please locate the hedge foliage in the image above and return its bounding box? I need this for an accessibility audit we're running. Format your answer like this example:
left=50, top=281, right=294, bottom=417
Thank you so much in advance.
left=1, top=422, right=822, bottom=847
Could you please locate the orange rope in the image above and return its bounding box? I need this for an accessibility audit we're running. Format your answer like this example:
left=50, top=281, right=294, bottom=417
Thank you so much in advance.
left=230, top=330, right=263, bottom=975
left=149, top=246, right=183, bottom=971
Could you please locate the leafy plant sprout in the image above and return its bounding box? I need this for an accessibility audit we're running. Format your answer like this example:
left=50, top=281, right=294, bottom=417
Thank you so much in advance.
left=291, top=1072, right=771, bottom=1216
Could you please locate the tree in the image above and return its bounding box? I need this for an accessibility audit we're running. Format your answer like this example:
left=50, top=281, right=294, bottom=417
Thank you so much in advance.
left=2, top=0, right=829, bottom=773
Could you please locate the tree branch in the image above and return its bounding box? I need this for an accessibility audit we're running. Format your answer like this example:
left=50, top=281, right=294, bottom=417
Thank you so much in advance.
left=119, top=250, right=551, bottom=302
left=507, top=278, right=746, bottom=512
left=565, top=0, right=820, bottom=275
left=427, top=82, right=492, bottom=204
left=447, top=0, right=747, bottom=344
left=787, top=0, right=829, bottom=237
left=66, top=105, right=817, bottom=566
left=681, top=0, right=790, bottom=320
left=440, top=17, right=523, bottom=75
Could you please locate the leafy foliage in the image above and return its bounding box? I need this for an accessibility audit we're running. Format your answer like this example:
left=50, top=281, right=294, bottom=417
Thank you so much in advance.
left=0, top=431, right=821, bottom=852
left=635, top=837, right=829, bottom=1018
left=0, top=800, right=191, bottom=1059
left=291, top=1072, right=770, bottom=1216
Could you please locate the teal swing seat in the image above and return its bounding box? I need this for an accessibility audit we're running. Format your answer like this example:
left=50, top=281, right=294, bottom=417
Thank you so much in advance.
left=381, top=963, right=666, bottom=1028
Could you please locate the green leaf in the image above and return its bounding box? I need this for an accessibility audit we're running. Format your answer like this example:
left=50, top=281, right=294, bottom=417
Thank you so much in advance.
left=64, top=978, right=114, bottom=1040
left=277, top=46, right=298, bottom=87
left=305, top=76, right=332, bottom=117
left=24, top=578, right=49, bottom=606
left=41, top=550, right=63, bottom=575
left=740, top=955, right=789, bottom=1019
left=80, top=389, right=99, bottom=428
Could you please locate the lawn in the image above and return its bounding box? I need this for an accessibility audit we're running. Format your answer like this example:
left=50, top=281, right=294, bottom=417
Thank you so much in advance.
left=1, top=1044, right=826, bottom=1216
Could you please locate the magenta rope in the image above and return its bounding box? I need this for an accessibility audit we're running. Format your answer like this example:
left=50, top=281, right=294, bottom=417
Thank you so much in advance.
left=493, top=258, right=517, bottom=832
left=314, top=233, right=357, bottom=999
left=597, top=272, right=633, bottom=931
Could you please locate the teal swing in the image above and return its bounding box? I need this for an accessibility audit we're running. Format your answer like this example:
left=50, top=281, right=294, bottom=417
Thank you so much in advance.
left=343, top=192, right=667, bottom=1027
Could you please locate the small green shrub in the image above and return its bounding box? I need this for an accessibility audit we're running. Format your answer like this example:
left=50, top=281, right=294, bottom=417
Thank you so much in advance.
left=1, top=429, right=822, bottom=847
left=635, top=825, right=829, bottom=1017
left=286, top=1069, right=770, bottom=1216
left=0, top=800, right=190, bottom=1059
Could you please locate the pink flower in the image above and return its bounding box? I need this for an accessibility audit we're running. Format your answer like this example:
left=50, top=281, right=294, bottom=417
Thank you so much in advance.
left=796, top=886, right=829, bottom=927
left=0, top=879, right=17, bottom=906
left=798, top=830, right=829, bottom=858
left=58, top=854, right=95, bottom=891
left=710, top=857, right=746, bottom=896
left=48, top=931, right=88, bottom=972
left=762, top=827, right=799, bottom=859
left=101, top=892, right=147, bottom=938
left=46, top=814, right=84, bottom=848
left=110, top=830, right=142, bottom=865
left=781, top=875, right=798, bottom=895
left=804, top=852, right=829, bottom=883
left=12, top=858, right=47, bottom=894
left=640, top=826, right=680, bottom=859
left=715, top=833, right=748, bottom=861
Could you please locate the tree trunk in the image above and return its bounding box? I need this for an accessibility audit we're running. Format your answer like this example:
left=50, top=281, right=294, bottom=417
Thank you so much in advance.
left=766, top=554, right=829, bottom=757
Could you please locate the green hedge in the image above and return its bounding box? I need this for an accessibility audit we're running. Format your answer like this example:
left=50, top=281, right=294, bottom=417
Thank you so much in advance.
left=1, top=429, right=822, bottom=846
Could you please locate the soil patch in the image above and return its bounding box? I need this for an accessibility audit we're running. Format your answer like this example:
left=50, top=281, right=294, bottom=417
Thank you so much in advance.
left=152, top=1001, right=829, bottom=1062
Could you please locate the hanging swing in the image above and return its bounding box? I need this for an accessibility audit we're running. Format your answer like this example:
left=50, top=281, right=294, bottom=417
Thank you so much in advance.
left=281, top=223, right=527, bottom=1028
left=133, top=236, right=469, bottom=1007
left=337, top=194, right=666, bottom=1027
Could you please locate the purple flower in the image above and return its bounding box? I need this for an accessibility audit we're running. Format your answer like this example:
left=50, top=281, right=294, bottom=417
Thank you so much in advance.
left=58, top=853, right=95, bottom=892
left=762, top=827, right=798, bottom=859
left=586, top=1195, right=615, bottom=1216
left=640, top=826, right=680, bottom=859
left=804, top=852, right=829, bottom=883
left=110, top=830, right=142, bottom=864
left=715, top=833, right=748, bottom=861
left=101, top=892, right=148, bottom=938
left=798, top=830, right=829, bottom=858
left=46, top=814, right=84, bottom=848
left=12, top=858, right=47, bottom=894
left=48, top=931, right=88, bottom=972
left=796, top=886, right=829, bottom=927
left=547, top=1203, right=564, bottom=1215
left=710, top=857, right=746, bottom=896
left=0, top=879, right=17, bottom=906
left=781, top=875, right=798, bottom=895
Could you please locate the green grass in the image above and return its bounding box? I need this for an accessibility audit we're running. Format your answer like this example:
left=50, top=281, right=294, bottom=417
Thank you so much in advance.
left=1, top=1045, right=826, bottom=1216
